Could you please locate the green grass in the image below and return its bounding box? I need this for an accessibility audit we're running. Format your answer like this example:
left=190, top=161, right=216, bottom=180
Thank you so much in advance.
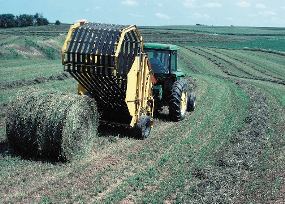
left=144, top=25, right=285, bottom=35
left=189, top=37, right=285, bottom=52
left=0, top=24, right=284, bottom=203
left=0, top=59, right=62, bottom=82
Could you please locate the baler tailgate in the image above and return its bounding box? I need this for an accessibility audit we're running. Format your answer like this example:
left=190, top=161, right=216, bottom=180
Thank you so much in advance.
left=62, top=22, right=154, bottom=126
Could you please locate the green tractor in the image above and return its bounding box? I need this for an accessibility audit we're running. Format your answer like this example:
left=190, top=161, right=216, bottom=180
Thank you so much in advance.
left=144, top=43, right=196, bottom=121
left=61, top=22, right=196, bottom=139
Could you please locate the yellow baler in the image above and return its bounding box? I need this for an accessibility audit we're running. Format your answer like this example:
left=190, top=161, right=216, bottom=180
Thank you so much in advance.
left=62, top=22, right=154, bottom=138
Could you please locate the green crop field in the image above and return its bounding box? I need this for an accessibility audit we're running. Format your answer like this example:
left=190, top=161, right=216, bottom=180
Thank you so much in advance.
left=0, top=25, right=284, bottom=203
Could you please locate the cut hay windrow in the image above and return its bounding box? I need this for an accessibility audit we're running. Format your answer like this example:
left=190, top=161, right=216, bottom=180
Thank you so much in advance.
left=6, top=89, right=99, bottom=162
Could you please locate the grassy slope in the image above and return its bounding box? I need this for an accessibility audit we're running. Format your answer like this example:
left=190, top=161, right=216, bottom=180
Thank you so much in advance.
left=0, top=25, right=284, bottom=203
left=142, top=25, right=285, bottom=52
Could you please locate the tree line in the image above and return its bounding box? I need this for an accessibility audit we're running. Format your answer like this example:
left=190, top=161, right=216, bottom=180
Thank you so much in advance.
left=0, top=13, right=60, bottom=28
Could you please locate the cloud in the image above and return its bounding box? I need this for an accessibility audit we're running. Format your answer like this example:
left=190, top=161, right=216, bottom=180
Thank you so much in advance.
left=193, top=12, right=210, bottom=19
left=128, top=13, right=144, bottom=18
left=184, top=1, right=222, bottom=9
left=155, top=12, right=171, bottom=20
left=183, top=0, right=197, bottom=8
left=255, top=3, right=266, bottom=9
left=85, top=6, right=100, bottom=12
left=258, top=10, right=277, bottom=17
left=237, top=1, right=251, bottom=8
left=121, top=0, right=138, bottom=6
left=157, top=3, right=163, bottom=7
left=204, top=2, right=222, bottom=8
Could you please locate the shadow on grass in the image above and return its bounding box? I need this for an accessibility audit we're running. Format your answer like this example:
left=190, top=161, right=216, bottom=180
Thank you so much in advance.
left=153, top=107, right=172, bottom=122
left=98, top=109, right=172, bottom=139
left=0, top=140, right=9, bottom=155
left=154, top=112, right=172, bottom=122
left=98, top=123, right=135, bottom=139
left=0, top=140, right=65, bottom=164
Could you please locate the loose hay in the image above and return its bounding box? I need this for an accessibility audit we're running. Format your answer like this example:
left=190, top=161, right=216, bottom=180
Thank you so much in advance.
left=6, top=89, right=99, bottom=162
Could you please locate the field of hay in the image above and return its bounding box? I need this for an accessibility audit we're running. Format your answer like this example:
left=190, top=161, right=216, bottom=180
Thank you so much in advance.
left=0, top=24, right=284, bottom=203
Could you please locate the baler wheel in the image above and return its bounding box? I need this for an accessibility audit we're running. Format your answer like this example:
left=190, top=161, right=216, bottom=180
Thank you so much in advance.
left=134, top=115, right=152, bottom=139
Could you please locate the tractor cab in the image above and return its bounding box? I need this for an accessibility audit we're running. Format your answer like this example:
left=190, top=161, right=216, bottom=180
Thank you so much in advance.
left=144, top=43, right=185, bottom=79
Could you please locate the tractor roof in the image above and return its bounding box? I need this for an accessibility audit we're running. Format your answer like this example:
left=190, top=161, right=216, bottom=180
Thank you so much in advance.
left=143, top=43, right=178, bottom=51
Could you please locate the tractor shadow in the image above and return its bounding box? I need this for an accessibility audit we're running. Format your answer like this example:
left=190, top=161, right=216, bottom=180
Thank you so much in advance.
left=154, top=107, right=172, bottom=122
left=98, top=123, right=136, bottom=139
left=154, top=112, right=172, bottom=122
left=98, top=107, right=172, bottom=139
left=0, top=140, right=9, bottom=156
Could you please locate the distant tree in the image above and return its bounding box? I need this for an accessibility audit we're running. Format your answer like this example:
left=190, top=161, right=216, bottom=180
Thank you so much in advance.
left=36, top=17, right=49, bottom=26
left=33, top=13, right=49, bottom=26
left=34, top=13, right=40, bottom=20
left=0, top=13, right=49, bottom=28
left=0, top=14, right=17, bottom=28
left=33, top=13, right=40, bottom=25
left=55, top=20, right=61, bottom=25
left=17, top=14, right=34, bottom=27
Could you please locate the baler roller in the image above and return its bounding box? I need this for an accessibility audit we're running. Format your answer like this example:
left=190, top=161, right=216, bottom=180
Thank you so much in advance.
left=62, top=22, right=154, bottom=128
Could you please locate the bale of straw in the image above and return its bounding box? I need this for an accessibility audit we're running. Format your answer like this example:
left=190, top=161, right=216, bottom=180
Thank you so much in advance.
left=6, top=89, right=99, bottom=161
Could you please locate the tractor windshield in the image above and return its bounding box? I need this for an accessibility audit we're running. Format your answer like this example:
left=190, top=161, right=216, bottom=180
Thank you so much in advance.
left=146, top=50, right=170, bottom=74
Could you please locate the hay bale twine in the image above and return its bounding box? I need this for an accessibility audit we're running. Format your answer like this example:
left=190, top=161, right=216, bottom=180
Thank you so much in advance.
left=6, top=89, right=99, bottom=161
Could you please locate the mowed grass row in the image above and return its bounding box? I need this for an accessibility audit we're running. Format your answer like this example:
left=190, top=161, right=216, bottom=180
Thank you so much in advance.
left=0, top=72, right=249, bottom=203
left=206, top=48, right=285, bottom=81
left=101, top=75, right=248, bottom=203
left=200, top=47, right=281, bottom=80
left=180, top=46, right=285, bottom=83
left=0, top=25, right=284, bottom=203
left=0, top=47, right=262, bottom=201
left=179, top=46, right=285, bottom=202
left=215, top=49, right=285, bottom=79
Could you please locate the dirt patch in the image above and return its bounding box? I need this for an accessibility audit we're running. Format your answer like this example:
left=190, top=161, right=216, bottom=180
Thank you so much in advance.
left=4, top=44, right=44, bottom=57
left=6, top=89, right=99, bottom=162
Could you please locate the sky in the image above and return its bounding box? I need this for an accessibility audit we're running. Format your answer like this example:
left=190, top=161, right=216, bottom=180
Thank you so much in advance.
left=0, top=0, right=284, bottom=27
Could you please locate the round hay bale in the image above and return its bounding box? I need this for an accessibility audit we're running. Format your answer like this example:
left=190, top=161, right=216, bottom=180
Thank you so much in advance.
left=6, top=89, right=99, bottom=162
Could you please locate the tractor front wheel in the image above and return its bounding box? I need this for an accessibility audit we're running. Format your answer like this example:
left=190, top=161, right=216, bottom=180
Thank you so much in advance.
left=169, top=80, right=188, bottom=121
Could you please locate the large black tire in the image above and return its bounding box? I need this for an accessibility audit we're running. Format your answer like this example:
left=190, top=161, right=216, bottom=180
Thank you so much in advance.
left=169, top=80, right=188, bottom=121
left=133, top=115, right=152, bottom=139
left=187, top=92, right=196, bottom=112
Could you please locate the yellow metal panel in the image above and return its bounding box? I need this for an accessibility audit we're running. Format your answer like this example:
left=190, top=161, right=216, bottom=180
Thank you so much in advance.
left=114, top=25, right=141, bottom=58
left=125, top=56, right=140, bottom=126
left=61, top=22, right=82, bottom=64
left=125, top=55, right=154, bottom=127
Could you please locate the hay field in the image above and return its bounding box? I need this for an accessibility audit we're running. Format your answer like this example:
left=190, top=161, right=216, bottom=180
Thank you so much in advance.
left=0, top=25, right=284, bottom=203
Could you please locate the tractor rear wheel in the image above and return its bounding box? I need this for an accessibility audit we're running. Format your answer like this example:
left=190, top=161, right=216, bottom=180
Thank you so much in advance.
left=169, top=80, right=188, bottom=121
left=134, top=115, right=152, bottom=139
